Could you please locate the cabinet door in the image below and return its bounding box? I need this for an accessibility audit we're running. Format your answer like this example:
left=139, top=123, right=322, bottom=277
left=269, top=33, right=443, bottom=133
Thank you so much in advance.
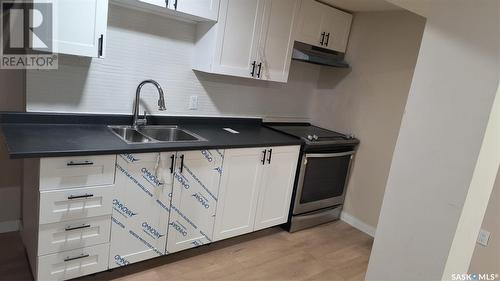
left=213, top=148, right=265, bottom=241
left=167, top=150, right=224, bottom=253
left=139, top=0, right=166, bottom=7
left=212, top=0, right=266, bottom=78
left=51, top=0, right=108, bottom=58
left=254, top=146, right=300, bottom=231
left=257, top=0, right=300, bottom=82
left=321, top=7, right=352, bottom=52
left=175, top=0, right=220, bottom=21
left=295, top=0, right=324, bottom=47
left=109, top=153, right=174, bottom=269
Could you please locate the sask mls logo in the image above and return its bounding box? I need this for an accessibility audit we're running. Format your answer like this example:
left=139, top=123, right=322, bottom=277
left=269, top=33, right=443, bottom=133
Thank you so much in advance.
left=1, top=1, right=58, bottom=69
left=452, top=273, right=499, bottom=281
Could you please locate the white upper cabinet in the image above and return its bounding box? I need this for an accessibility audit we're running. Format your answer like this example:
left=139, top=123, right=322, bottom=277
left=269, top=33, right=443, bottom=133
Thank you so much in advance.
left=295, top=0, right=324, bottom=49
left=174, top=0, right=220, bottom=21
left=296, top=0, right=352, bottom=53
left=321, top=6, right=352, bottom=52
left=212, top=0, right=265, bottom=78
left=138, top=0, right=165, bottom=6
left=258, top=0, right=300, bottom=82
left=120, top=0, right=220, bottom=22
left=50, top=0, right=109, bottom=58
left=194, top=0, right=299, bottom=83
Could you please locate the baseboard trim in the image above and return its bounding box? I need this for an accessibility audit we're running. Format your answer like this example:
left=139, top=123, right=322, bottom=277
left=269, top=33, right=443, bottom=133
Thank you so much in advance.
left=341, top=211, right=376, bottom=237
left=0, top=220, right=20, bottom=233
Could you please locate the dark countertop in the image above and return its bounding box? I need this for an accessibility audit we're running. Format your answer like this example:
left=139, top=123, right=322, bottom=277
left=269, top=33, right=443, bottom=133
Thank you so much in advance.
left=0, top=113, right=303, bottom=159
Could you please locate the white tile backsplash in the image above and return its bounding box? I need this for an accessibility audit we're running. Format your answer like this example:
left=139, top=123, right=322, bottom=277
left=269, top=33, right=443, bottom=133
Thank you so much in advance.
left=27, top=4, right=320, bottom=121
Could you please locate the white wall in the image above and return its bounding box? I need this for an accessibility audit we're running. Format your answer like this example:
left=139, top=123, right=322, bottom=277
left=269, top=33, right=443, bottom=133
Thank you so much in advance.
left=26, top=4, right=321, bottom=121
left=312, top=10, right=425, bottom=231
left=366, top=1, right=500, bottom=280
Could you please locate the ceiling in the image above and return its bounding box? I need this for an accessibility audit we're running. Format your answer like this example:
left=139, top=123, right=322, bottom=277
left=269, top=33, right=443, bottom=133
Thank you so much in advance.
left=318, top=0, right=402, bottom=12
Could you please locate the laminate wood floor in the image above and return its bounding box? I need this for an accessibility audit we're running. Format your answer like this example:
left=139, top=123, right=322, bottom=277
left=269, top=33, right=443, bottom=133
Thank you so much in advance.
left=0, top=221, right=373, bottom=281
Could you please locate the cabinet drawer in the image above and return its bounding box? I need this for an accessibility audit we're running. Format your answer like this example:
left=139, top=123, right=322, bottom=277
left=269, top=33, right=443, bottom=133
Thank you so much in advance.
left=39, top=186, right=114, bottom=224
left=40, top=155, right=116, bottom=191
left=37, top=243, right=110, bottom=281
left=38, top=215, right=111, bottom=256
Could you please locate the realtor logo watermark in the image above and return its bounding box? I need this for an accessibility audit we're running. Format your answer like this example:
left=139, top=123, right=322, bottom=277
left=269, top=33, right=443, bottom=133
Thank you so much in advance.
left=1, top=0, right=58, bottom=69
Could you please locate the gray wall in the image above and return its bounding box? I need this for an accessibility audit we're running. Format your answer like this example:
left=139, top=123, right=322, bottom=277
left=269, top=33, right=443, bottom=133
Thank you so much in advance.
left=366, top=1, right=500, bottom=279
left=312, top=10, right=425, bottom=230
left=469, top=169, right=500, bottom=274
left=0, top=69, right=24, bottom=230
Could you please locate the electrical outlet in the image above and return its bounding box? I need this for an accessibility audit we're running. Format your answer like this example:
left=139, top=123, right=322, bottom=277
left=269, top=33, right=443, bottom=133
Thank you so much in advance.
left=477, top=229, right=491, bottom=246
left=189, top=96, right=198, bottom=110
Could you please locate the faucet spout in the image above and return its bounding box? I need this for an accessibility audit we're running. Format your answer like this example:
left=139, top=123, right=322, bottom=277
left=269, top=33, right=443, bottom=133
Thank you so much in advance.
left=133, top=80, right=167, bottom=127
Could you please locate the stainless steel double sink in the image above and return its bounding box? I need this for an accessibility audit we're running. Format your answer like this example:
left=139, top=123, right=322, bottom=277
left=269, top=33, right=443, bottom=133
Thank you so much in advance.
left=108, top=125, right=206, bottom=144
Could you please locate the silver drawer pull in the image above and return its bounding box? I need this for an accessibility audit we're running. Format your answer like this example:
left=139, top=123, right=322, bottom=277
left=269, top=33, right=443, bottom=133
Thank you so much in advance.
left=67, top=194, right=94, bottom=200
left=67, top=160, right=94, bottom=166
left=64, top=254, right=90, bottom=262
left=65, top=224, right=91, bottom=231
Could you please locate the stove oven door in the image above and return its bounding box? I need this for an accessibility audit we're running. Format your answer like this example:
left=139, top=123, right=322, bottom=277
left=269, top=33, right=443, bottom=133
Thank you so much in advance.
left=293, top=151, right=355, bottom=215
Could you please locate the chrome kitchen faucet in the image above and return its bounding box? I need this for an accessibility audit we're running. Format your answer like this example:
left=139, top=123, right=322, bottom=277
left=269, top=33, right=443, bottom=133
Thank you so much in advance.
left=133, top=80, right=167, bottom=127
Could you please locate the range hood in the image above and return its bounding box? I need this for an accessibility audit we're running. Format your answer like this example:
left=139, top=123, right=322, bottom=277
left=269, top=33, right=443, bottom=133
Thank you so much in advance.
left=292, top=41, right=349, bottom=68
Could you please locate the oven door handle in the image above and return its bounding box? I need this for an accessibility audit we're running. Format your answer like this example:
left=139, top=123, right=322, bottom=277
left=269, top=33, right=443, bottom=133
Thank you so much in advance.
left=305, top=151, right=355, bottom=158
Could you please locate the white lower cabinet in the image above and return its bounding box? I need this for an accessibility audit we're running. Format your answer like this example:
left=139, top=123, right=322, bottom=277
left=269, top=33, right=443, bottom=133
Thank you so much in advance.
left=39, top=155, right=116, bottom=191
left=213, top=147, right=265, bottom=240
left=39, top=185, right=114, bottom=224
left=166, top=150, right=224, bottom=253
left=213, top=146, right=300, bottom=241
left=254, top=146, right=300, bottom=230
left=38, top=215, right=112, bottom=256
left=109, top=153, right=174, bottom=268
left=22, top=156, right=117, bottom=281
left=37, top=243, right=110, bottom=281
left=26, top=145, right=300, bottom=280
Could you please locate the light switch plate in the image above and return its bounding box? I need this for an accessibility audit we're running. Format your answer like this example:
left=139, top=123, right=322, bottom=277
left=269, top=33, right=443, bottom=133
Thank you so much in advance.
left=477, top=229, right=491, bottom=246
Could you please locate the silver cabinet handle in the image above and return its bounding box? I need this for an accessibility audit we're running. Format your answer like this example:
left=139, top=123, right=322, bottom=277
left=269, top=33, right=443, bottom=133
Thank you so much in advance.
left=67, top=160, right=94, bottom=166
left=65, top=224, right=91, bottom=231
left=64, top=254, right=89, bottom=262
left=67, top=194, right=94, bottom=200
